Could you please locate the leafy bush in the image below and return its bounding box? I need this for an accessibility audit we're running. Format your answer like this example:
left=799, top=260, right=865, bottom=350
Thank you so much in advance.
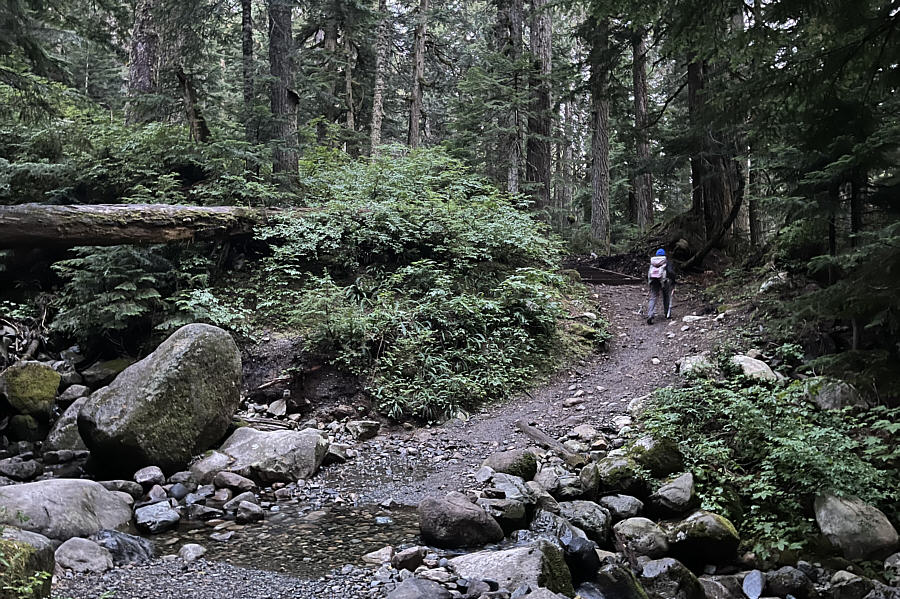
left=643, top=373, right=899, bottom=557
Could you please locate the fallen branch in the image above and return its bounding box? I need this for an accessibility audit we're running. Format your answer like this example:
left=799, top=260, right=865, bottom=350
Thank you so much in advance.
left=515, top=419, right=586, bottom=467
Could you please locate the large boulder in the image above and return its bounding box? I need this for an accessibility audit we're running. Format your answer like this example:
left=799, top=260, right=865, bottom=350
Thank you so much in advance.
left=0, top=479, right=132, bottom=541
left=43, top=397, right=89, bottom=452
left=191, top=427, right=329, bottom=484
left=628, top=436, right=684, bottom=478
left=599, top=494, right=644, bottom=522
left=647, top=473, right=698, bottom=518
left=581, top=456, right=645, bottom=497
left=482, top=449, right=538, bottom=480
left=0, top=361, right=60, bottom=416
left=730, top=355, right=777, bottom=381
left=449, top=541, right=574, bottom=596
left=0, top=527, right=55, bottom=599
left=814, top=495, right=899, bottom=560
left=386, top=578, right=452, bottom=599
left=578, top=564, right=650, bottom=599
left=557, top=500, right=612, bottom=544
left=91, top=530, right=154, bottom=566
left=54, top=537, right=113, bottom=573
left=418, top=491, right=504, bottom=547
left=640, top=558, right=705, bottom=599
left=804, top=377, right=866, bottom=410
left=668, top=510, right=740, bottom=566
left=78, top=324, right=241, bottom=473
left=613, top=517, right=669, bottom=559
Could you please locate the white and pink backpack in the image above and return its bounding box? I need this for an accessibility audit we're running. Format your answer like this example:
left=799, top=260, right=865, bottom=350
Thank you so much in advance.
left=648, top=256, right=668, bottom=281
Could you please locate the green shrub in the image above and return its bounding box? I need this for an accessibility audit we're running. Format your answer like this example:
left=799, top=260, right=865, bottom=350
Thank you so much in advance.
left=643, top=374, right=899, bottom=557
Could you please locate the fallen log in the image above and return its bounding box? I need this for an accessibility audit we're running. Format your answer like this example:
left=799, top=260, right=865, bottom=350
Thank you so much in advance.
left=0, top=203, right=280, bottom=248
left=515, top=419, right=587, bottom=467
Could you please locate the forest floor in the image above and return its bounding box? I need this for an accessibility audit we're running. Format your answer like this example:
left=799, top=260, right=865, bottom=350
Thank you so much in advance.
left=53, top=281, right=730, bottom=599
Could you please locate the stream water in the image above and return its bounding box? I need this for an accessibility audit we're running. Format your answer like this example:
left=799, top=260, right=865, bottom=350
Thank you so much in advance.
left=150, top=502, right=421, bottom=578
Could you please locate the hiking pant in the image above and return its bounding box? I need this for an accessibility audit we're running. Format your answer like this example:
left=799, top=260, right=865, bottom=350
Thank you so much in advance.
left=648, top=280, right=672, bottom=318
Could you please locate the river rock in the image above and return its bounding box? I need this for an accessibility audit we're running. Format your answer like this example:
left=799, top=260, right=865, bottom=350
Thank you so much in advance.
left=557, top=501, right=611, bottom=544
left=386, top=578, right=451, bottom=599
left=629, top=435, right=684, bottom=478
left=489, top=473, right=536, bottom=504
left=57, top=384, right=90, bottom=406
left=482, top=449, right=538, bottom=480
left=599, top=494, right=644, bottom=522
left=648, top=473, right=698, bottom=517
left=0, top=457, right=41, bottom=481
left=0, top=527, right=55, bottom=598
left=43, top=397, right=89, bottom=452
left=213, top=471, right=257, bottom=492
left=99, top=479, right=144, bottom=500
left=392, top=546, right=427, bottom=571
left=55, top=537, right=113, bottom=573
left=766, top=566, right=816, bottom=599
left=134, top=465, right=165, bottom=488
left=449, top=540, right=574, bottom=596
left=203, top=427, right=328, bottom=483
left=235, top=501, right=264, bottom=524
left=0, top=360, right=60, bottom=416
left=477, top=497, right=528, bottom=534
left=7, top=414, right=47, bottom=442
left=814, top=495, right=899, bottom=559
left=0, top=479, right=132, bottom=541
left=418, top=491, right=504, bottom=547
left=91, top=530, right=154, bottom=566
left=529, top=509, right=588, bottom=548
left=80, top=358, right=133, bottom=386
left=346, top=420, right=380, bottom=441
left=178, top=543, right=207, bottom=562
left=78, top=324, right=241, bottom=473
left=640, top=558, right=705, bottom=599
left=886, top=553, right=900, bottom=585
left=804, top=377, right=866, bottom=410
left=613, top=517, right=669, bottom=558
left=134, top=502, right=180, bottom=534
left=730, top=355, right=777, bottom=381
left=668, top=510, right=740, bottom=566
left=581, top=456, right=644, bottom=497
left=190, top=450, right=233, bottom=484
left=577, top=563, right=648, bottom=599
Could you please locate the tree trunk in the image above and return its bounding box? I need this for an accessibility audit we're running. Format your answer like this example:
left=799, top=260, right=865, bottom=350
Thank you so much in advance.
left=268, top=0, right=299, bottom=181
left=589, top=17, right=610, bottom=252
left=497, top=0, right=523, bottom=193
left=632, top=29, right=652, bottom=231
left=850, top=168, right=865, bottom=247
left=175, top=67, right=211, bottom=143
left=241, top=0, right=255, bottom=143
left=683, top=161, right=745, bottom=270
left=344, top=31, right=356, bottom=131
left=125, top=0, right=159, bottom=125
left=748, top=154, right=761, bottom=247
left=369, top=0, right=390, bottom=154
left=526, top=0, right=552, bottom=209
left=407, top=0, right=428, bottom=149
left=0, top=204, right=277, bottom=248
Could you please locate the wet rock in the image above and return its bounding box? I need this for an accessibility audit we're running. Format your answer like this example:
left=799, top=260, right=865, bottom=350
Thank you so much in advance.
left=178, top=543, right=207, bottom=562
left=826, top=574, right=875, bottom=599
left=323, top=444, right=350, bottom=465
left=185, top=504, right=224, bottom=520
left=0, top=360, right=60, bottom=416
left=482, top=449, right=538, bottom=480
left=647, top=473, right=698, bottom=518
left=346, top=420, right=380, bottom=441
left=387, top=578, right=452, bottom=599
left=477, top=498, right=528, bottom=534
left=527, top=481, right=560, bottom=514
left=78, top=324, right=241, bottom=473
left=668, top=510, right=740, bottom=566
left=557, top=501, right=611, bottom=544
left=0, top=457, right=41, bottom=481
left=134, top=502, right=180, bottom=534
left=640, top=558, right=705, bottom=599
left=814, top=495, right=899, bottom=560
left=55, top=537, right=113, bottom=573
left=450, top=541, right=574, bottom=596
left=0, top=479, right=132, bottom=541
left=235, top=501, right=264, bottom=524
left=91, top=530, right=154, bottom=566
left=742, top=570, right=765, bottom=599
left=599, top=494, right=644, bottom=522
left=577, top=563, right=648, bottom=599
left=562, top=535, right=601, bottom=584
left=99, top=480, right=143, bottom=500
left=699, top=577, right=737, bottom=599
left=44, top=397, right=89, bottom=452
left=529, top=509, right=588, bottom=548
left=613, top=517, right=669, bottom=559
left=766, top=566, right=816, bottom=599
left=730, top=355, right=777, bottom=381
left=223, top=491, right=257, bottom=511
left=134, top=465, right=166, bottom=488
left=168, top=483, right=191, bottom=500
left=213, top=471, right=257, bottom=492
left=418, top=491, right=504, bottom=548
left=489, top=473, right=536, bottom=504
left=392, top=546, right=427, bottom=571
left=1, top=527, right=55, bottom=598
left=628, top=436, right=684, bottom=478
left=194, top=427, right=329, bottom=484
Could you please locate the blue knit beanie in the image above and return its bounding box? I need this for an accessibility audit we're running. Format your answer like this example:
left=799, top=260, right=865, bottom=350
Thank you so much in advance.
left=656, top=248, right=666, bottom=256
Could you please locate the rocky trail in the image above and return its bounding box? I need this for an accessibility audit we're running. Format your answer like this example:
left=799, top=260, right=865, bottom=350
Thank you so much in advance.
left=51, top=282, right=725, bottom=599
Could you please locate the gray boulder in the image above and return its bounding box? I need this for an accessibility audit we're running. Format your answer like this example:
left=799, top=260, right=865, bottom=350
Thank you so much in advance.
left=91, top=530, right=154, bottom=566
left=386, top=578, right=451, bottom=599
left=346, top=420, right=380, bottom=441
left=805, top=377, right=866, bottom=410
left=43, top=397, right=89, bottom=452
left=578, top=564, right=649, bottom=599
left=628, top=436, right=684, bottom=478
left=134, top=502, right=180, bottom=534
left=0, top=457, right=41, bottom=481
left=668, top=510, right=740, bottom=566
left=0, top=479, right=132, bottom=541
left=178, top=543, right=207, bottom=562
left=766, top=566, right=816, bottom=599
left=134, top=465, right=165, bottom=488
left=814, top=495, right=899, bottom=559
left=0, top=527, right=55, bottom=598
left=98, top=480, right=143, bottom=500
left=78, top=324, right=241, bottom=473
left=449, top=541, right=574, bottom=596
left=730, top=355, right=777, bottom=381
left=80, top=358, right=133, bottom=387
left=418, top=491, right=504, bottom=547
left=886, top=552, right=900, bottom=585
left=647, top=473, right=698, bottom=518
left=529, top=509, right=588, bottom=548
left=581, top=456, right=644, bottom=497
left=599, top=494, right=644, bottom=522
left=613, top=517, right=669, bottom=559
left=0, top=361, right=60, bottom=416
left=489, top=473, right=536, bottom=504
left=54, top=537, right=113, bottom=573
left=557, top=501, right=611, bottom=544
left=482, top=449, right=538, bottom=480
left=192, top=427, right=329, bottom=484
left=640, top=558, right=705, bottom=599
left=477, top=497, right=528, bottom=534
left=57, top=384, right=90, bottom=406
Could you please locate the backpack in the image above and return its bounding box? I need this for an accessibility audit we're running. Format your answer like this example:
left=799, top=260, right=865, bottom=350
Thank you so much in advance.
left=648, top=256, right=668, bottom=281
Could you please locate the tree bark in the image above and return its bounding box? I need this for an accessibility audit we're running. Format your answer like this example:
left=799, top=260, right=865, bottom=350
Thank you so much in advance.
left=589, top=17, right=610, bottom=252
left=268, top=0, right=299, bottom=181
left=632, top=29, right=652, bottom=231
left=241, top=0, right=255, bottom=143
left=407, top=0, right=428, bottom=149
left=175, top=67, right=211, bottom=143
left=369, top=0, right=390, bottom=154
left=125, top=0, right=159, bottom=125
left=526, top=0, right=552, bottom=208
left=748, top=154, right=761, bottom=247
left=0, top=204, right=276, bottom=248
left=497, top=0, right=523, bottom=193
left=344, top=30, right=356, bottom=131
left=850, top=168, right=865, bottom=247
left=683, top=162, right=745, bottom=271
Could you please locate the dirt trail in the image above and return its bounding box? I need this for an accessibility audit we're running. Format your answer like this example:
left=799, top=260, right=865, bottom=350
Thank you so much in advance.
left=314, top=281, right=718, bottom=505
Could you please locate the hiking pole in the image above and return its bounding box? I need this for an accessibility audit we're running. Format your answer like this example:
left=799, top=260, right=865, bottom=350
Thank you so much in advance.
left=666, top=287, right=675, bottom=319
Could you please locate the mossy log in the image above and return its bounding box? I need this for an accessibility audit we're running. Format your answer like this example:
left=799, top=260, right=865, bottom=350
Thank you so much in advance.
left=0, top=204, right=279, bottom=248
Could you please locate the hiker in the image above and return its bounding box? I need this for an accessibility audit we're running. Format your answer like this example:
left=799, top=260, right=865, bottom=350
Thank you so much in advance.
left=646, top=248, right=675, bottom=325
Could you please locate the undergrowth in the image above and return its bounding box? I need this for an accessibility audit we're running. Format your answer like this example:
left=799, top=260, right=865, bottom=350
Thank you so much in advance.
left=643, top=362, right=900, bottom=558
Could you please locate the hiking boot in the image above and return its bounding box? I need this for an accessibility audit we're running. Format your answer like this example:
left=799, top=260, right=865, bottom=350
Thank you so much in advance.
left=646, top=316, right=653, bottom=325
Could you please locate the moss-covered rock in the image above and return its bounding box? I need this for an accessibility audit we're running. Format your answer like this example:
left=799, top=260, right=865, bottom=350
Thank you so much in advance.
left=7, top=414, right=47, bottom=442
left=0, top=361, right=60, bottom=416
left=80, top=358, right=134, bottom=387
left=591, top=455, right=646, bottom=495
left=668, top=510, right=740, bottom=567
left=628, top=436, right=684, bottom=478
left=0, top=527, right=55, bottom=599
left=449, top=540, right=574, bottom=596
left=482, top=449, right=538, bottom=480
